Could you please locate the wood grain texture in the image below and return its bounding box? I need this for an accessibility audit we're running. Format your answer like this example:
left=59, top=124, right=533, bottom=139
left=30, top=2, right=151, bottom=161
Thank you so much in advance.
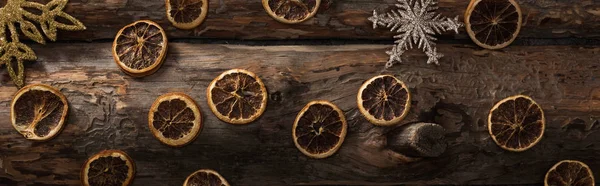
left=48, top=0, right=600, bottom=40
left=0, top=43, right=598, bottom=185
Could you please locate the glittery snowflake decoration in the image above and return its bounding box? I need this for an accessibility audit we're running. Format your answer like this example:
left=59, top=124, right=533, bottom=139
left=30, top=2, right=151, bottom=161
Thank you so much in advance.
left=0, top=0, right=86, bottom=87
left=368, top=0, right=463, bottom=67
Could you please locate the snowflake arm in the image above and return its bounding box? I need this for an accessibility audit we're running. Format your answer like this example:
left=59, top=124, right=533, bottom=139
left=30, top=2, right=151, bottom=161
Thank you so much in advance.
left=386, top=45, right=404, bottom=67
left=0, top=0, right=85, bottom=87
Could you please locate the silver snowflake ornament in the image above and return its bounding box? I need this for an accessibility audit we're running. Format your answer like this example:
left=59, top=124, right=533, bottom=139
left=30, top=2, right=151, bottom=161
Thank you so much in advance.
left=368, top=0, right=463, bottom=67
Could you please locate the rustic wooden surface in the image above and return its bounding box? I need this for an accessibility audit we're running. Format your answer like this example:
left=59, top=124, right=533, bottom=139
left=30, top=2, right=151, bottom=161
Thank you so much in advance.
left=0, top=43, right=598, bottom=185
left=46, top=0, right=600, bottom=40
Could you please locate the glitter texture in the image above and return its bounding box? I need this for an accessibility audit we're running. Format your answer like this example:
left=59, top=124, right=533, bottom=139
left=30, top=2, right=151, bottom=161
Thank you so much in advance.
left=0, top=0, right=86, bottom=87
left=368, top=0, right=463, bottom=67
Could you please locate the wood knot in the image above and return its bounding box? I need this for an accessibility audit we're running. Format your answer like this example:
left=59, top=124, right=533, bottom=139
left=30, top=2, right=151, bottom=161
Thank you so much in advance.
left=270, top=91, right=282, bottom=103
left=387, top=123, right=447, bottom=157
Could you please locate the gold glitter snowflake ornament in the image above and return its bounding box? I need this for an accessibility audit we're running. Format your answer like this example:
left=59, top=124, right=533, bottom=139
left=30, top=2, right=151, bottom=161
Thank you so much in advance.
left=0, top=0, right=86, bottom=88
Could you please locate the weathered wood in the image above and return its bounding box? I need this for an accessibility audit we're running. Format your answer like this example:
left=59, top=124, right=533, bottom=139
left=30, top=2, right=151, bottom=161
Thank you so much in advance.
left=0, top=43, right=599, bottom=185
left=37, top=0, right=600, bottom=40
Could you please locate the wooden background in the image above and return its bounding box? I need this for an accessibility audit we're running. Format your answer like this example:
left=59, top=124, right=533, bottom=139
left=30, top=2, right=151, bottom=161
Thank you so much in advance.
left=1, top=0, right=599, bottom=185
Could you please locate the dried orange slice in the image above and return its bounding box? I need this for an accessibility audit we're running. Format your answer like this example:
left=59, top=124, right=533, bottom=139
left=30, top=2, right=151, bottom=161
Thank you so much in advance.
left=465, top=0, right=522, bottom=49
left=262, top=0, right=321, bottom=24
left=112, top=20, right=168, bottom=77
left=10, top=84, right=68, bottom=141
left=357, top=75, right=411, bottom=126
left=148, top=92, right=202, bottom=147
left=293, top=100, right=347, bottom=159
left=81, top=150, right=135, bottom=186
left=488, top=95, right=545, bottom=152
left=184, top=169, right=230, bottom=186
left=207, top=69, right=268, bottom=125
left=545, top=160, right=595, bottom=186
left=166, top=0, right=209, bottom=29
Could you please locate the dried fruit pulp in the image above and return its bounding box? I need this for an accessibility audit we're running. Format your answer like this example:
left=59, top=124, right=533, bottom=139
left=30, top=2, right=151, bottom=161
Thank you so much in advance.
left=81, top=150, right=135, bottom=186
left=357, top=75, right=410, bottom=126
left=113, top=20, right=167, bottom=77
left=293, top=100, right=347, bottom=159
left=262, top=0, right=320, bottom=24
left=488, top=95, right=544, bottom=151
left=465, top=0, right=522, bottom=49
left=545, top=160, right=595, bottom=186
left=166, top=0, right=208, bottom=29
left=11, top=84, right=68, bottom=141
left=149, top=93, right=202, bottom=147
left=207, top=69, right=267, bottom=124
left=184, top=169, right=230, bottom=186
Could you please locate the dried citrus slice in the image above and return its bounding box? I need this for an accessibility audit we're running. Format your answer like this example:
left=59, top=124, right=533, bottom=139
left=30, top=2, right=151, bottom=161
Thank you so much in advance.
left=488, top=95, right=545, bottom=152
left=465, top=0, right=522, bottom=49
left=262, top=0, right=321, bottom=24
left=293, top=100, right=347, bottom=159
left=10, top=84, right=68, bottom=141
left=81, top=150, right=135, bottom=186
left=148, top=92, right=202, bottom=147
left=166, top=0, right=209, bottom=29
left=112, top=20, right=168, bottom=77
left=183, top=169, right=230, bottom=186
left=207, top=69, right=268, bottom=124
left=357, top=75, right=411, bottom=126
left=545, top=160, right=595, bottom=186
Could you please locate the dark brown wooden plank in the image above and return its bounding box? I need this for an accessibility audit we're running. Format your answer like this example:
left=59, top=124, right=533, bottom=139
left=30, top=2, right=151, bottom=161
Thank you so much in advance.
left=0, top=43, right=599, bottom=185
left=40, top=0, right=600, bottom=40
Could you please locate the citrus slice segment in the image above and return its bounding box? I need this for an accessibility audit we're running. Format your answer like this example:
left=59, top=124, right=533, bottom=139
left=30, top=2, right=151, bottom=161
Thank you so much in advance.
left=488, top=95, right=545, bottom=152
left=207, top=69, right=268, bottom=125
left=357, top=75, right=411, bottom=126
left=262, top=0, right=321, bottom=24
left=10, top=84, right=68, bottom=141
left=545, top=160, right=595, bottom=186
left=81, top=150, right=135, bottom=186
left=148, top=92, right=202, bottom=147
left=293, top=100, right=347, bottom=159
left=112, top=20, right=168, bottom=77
left=183, top=169, right=230, bottom=186
left=465, top=0, right=522, bottom=49
left=166, top=0, right=209, bottom=29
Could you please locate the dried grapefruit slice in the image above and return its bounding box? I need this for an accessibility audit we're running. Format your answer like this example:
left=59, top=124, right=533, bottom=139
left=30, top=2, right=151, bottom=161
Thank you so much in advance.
left=148, top=92, right=202, bottom=147
left=81, top=150, right=135, bottom=186
left=357, top=75, right=411, bottom=126
left=465, top=0, right=522, bottom=49
left=184, top=169, right=230, bottom=186
left=293, top=100, right=347, bottom=159
left=207, top=69, right=268, bottom=124
left=10, top=84, right=68, bottom=141
left=262, top=0, right=321, bottom=24
left=112, top=20, right=168, bottom=77
left=166, top=0, right=209, bottom=29
left=488, top=95, right=545, bottom=151
left=545, top=160, right=595, bottom=186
